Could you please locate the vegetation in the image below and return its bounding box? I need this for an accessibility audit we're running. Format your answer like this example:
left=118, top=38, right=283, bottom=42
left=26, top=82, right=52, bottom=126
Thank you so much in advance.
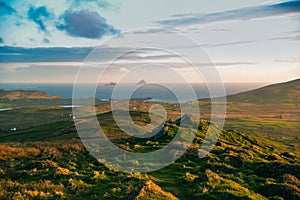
left=0, top=79, right=299, bottom=199
left=0, top=89, right=60, bottom=99
left=225, top=78, right=300, bottom=103
left=0, top=110, right=299, bottom=199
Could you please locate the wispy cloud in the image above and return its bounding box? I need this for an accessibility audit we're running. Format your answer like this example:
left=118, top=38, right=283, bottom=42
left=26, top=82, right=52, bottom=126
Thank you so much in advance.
left=0, top=46, right=91, bottom=62
left=0, top=46, right=176, bottom=63
left=0, top=45, right=259, bottom=68
left=274, top=55, right=300, bottom=62
left=56, top=9, right=120, bottom=39
left=203, top=40, right=258, bottom=48
left=211, top=28, right=231, bottom=32
left=0, top=62, right=80, bottom=83
left=269, top=34, right=300, bottom=41
left=0, top=1, right=16, bottom=16
left=0, top=62, right=81, bottom=73
left=27, top=6, right=52, bottom=33
left=68, top=0, right=119, bottom=10
left=132, top=28, right=175, bottom=35
left=0, top=46, right=143, bottom=62
left=199, top=62, right=257, bottom=67
left=165, top=62, right=257, bottom=69
left=157, top=0, right=300, bottom=26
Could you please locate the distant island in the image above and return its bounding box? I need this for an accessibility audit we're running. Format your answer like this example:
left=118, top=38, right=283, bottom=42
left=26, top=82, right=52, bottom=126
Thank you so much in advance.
left=136, top=79, right=147, bottom=86
left=105, top=82, right=117, bottom=86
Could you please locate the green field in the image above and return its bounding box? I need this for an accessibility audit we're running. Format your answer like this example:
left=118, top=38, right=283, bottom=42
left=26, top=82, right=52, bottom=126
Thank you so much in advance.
left=0, top=109, right=299, bottom=199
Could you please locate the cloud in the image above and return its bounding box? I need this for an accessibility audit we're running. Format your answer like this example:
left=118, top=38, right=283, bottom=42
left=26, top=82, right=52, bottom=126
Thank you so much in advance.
left=166, top=62, right=257, bottom=69
left=56, top=9, right=120, bottom=39
left=270, top=34, right=300, bottom=41
left=0, top=46, right=90, bottom=62
left=119, top=67, right=129, bottom=72
left=0, top=37, right=4, bottom=43
left=157, top=0, right=300, bottom=26
left=0, top=46, right=261, bottom=66
left=203, top=40, right=258, bottom=48
left=132, top=28, right=175, bottom=35
left=43, top=38, right=50, bottom=43
left=0, top=62, right=80, bottom=83
left=274, top=55, right=300, bottom=62
left=212, top=28, right=231, bottom=32
left=68, top=0, right=115, bottom=9
left=119, top=49, right=179, bottom=61
left=0, top=46, right=132, bottom=62
left=199, top=62, right=257, bottom=67
left=0, top=1, right=16, bottom=16
left=0, top=46, right=180, bottom=63
left=0, top=62, right=81, bottom=73
left=27, top=6, right=51, bottom=33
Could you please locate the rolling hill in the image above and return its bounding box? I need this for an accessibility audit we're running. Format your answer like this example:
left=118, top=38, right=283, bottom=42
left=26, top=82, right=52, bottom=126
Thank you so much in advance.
left=226, top=78, right=300, bottom=103
left=0, top=89, right=60, bottom=99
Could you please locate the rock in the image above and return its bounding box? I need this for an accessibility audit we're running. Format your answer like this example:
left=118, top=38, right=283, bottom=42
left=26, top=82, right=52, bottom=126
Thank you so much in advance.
left=280, top=152, right=296, bottom=159
left=215, top=141, right=222, bottom=146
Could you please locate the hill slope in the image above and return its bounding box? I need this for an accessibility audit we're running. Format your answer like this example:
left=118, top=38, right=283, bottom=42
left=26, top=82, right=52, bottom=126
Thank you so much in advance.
left=0, top=89, right=60, bottom=99
left=226, top=78, right=300, bottom=103
left=0, top=111, right=299, bottom=199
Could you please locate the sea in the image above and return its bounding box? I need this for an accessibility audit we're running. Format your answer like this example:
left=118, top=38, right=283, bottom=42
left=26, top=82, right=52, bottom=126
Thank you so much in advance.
left=0, top=82, right=268, bottom=103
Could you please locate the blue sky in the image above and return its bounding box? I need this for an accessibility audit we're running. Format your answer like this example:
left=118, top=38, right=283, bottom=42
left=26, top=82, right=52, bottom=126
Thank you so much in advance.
left=0, top=0, right=299, bottom=83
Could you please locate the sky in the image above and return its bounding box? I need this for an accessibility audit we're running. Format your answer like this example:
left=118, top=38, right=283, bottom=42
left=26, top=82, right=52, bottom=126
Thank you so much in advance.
left=0, top=0, right=299, bottom=83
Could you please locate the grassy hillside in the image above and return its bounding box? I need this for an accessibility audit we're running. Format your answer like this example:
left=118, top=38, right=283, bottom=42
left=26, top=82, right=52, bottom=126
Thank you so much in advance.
left=194, top=79, right=300, bottom=149
left=225, top=79, right=300, bottom=103
left=0, top=107, right=75, bottom=129
left=0, top=111, right=299, bottom=199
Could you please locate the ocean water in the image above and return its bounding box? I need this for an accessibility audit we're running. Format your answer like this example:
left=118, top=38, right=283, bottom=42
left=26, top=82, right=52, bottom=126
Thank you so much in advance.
left=0, top=82, right=268, bottom=102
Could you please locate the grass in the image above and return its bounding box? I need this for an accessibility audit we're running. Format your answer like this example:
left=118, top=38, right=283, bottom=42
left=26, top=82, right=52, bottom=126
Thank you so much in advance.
left=0, top=107, right=74, bottom=129
left=0, top=95, right=299, bottom=199
left=0, top=118, right=299, bottom=199
left=0, top=121, right=75, bottom=142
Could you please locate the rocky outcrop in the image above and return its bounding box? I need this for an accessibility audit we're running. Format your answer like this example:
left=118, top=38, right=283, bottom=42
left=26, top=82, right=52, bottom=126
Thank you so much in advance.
left=151, top=114, right=193, bottom=141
